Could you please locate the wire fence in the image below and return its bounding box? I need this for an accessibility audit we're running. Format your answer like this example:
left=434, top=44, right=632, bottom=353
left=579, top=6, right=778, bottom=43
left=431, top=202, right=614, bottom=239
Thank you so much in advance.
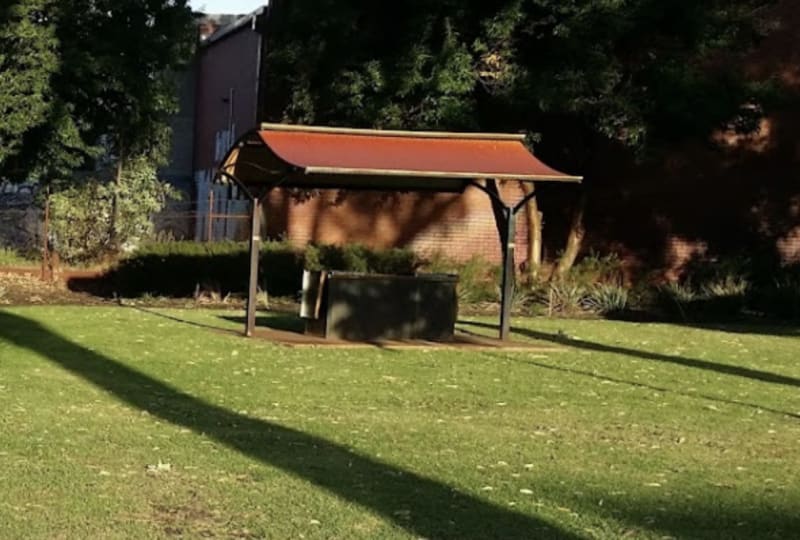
left=0, top=194, right=254, bottom=270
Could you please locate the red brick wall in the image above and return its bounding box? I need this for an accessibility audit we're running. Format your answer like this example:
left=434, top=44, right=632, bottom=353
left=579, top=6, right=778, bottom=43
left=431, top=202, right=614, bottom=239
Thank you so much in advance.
left=265, top=182, right=531, bottom=265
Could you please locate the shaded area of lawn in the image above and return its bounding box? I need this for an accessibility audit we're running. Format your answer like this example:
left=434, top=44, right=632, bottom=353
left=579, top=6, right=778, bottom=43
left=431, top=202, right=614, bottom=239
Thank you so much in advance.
left=460, top=320, right=800, bottom=389
left=0, top=310, right=574, bottom=540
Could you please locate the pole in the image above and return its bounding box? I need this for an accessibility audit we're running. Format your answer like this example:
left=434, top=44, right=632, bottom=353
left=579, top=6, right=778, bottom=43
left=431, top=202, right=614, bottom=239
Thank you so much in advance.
left=499, top=206, right=516, bottom=341
left=207, top=190, right=214, bottom=243
left=41, top=189, right=50, bottom=281
left=245, top=197, right=262, bottom=337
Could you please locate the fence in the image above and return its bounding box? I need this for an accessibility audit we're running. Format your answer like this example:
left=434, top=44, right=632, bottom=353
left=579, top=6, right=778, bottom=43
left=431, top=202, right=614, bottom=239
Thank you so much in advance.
left=1, top=193, right=254, bottom=271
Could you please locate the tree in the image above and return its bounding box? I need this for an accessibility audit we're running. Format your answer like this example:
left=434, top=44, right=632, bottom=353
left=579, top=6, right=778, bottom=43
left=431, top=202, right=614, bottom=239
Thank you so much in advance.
left=264, top=0, right=777, bottom=278
left=1, top=0, right=195, bottom=258
left=0, top=0, right=58, bottom=170
left=1, top=0, right=194, bottom=181
left=51, top=0, right=195, bottom=246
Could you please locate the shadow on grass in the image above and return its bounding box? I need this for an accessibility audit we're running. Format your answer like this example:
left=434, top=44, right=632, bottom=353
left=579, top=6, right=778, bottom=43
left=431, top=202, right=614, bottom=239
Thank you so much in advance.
left=683, top=321, right=800, bottom=338
left=130, top=307, right=239, bottom=334
left=0, top=311, right=575, bottom=540
left=219, top=313, right=306, bottom=334
left=480, top=352, right=799, bottom=420
left=460, top=320, right=800, bottom=389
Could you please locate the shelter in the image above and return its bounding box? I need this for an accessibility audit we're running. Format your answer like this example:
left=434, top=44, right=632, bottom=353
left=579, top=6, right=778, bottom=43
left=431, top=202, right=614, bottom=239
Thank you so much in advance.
left=218, top=123, right=582, bottom=341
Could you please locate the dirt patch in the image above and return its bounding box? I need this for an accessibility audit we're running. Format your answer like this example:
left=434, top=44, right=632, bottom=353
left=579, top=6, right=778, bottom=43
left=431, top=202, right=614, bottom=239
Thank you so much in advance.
left=0, top=271, right=109, bottom=306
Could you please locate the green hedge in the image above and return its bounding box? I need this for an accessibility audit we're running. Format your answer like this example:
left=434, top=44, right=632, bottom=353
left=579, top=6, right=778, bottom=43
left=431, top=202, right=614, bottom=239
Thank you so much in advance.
left=98, top=241, right=424, bottom=298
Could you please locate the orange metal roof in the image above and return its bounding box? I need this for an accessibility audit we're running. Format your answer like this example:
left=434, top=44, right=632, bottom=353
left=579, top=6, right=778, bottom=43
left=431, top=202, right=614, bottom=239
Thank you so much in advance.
left=219, top=124, right=582, bottom=194
left=254, top=124, right=582, bottom=182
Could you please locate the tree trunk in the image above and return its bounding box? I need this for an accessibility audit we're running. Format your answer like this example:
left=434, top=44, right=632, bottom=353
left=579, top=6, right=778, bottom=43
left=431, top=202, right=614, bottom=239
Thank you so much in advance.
left=555, top=192, right=587, bottom=279
left=111, top=145, right=124, bottom=252
left=520, top=182, right=543, bottom=282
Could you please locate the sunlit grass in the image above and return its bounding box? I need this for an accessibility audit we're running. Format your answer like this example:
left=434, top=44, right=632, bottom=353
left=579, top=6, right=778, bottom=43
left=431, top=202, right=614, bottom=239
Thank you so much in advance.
left=0, top=246, right=38, bottom=267
left=0, top=306, right=798, bottom=539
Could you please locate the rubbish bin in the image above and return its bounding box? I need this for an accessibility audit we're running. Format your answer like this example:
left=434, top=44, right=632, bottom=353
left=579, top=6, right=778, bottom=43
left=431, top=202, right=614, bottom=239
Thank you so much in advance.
left=301, top=271, right=458, bottom=341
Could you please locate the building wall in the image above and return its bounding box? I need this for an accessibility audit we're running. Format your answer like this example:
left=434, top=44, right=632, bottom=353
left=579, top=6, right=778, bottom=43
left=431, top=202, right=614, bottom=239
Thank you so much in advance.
left=193, top=17, right=264, bottom=241
left=266, top=182, right=532, bottom=265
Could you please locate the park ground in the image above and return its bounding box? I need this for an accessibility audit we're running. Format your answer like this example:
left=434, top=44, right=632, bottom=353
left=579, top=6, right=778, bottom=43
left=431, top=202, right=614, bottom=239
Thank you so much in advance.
left=0, top=305, right=798, bottom=539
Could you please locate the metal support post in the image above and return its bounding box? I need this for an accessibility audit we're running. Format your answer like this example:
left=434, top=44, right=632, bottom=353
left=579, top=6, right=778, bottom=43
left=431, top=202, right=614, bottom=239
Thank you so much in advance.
left=207, top=190, right=215, bottom=243
left=499, top=206, right=516, bottom=341
left=245, top=197, right=262, bottom=337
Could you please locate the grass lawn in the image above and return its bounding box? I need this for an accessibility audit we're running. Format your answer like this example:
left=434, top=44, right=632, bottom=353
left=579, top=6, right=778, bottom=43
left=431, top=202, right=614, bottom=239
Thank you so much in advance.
left=0, top=306, right=798, bottom=539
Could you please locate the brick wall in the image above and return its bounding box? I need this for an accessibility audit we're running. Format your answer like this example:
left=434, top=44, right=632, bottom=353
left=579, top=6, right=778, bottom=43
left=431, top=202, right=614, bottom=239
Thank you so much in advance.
left=265, top=181, right=532, bottom=265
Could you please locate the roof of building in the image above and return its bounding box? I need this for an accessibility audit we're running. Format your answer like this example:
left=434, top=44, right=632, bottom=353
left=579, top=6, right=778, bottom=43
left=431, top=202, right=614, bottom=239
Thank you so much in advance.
left=198, top=3, right=269, bottom=46
left=219, top=124, right=582, bottom=195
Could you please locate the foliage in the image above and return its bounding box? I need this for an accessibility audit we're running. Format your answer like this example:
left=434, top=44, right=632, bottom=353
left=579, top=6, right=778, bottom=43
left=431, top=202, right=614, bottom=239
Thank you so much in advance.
left=304, top=243, right=419, bottom=275
left=582, top=283, right=630, bottom=315
left=754, top=268, right=800, bottom=320
left=92, top=241, right=422, bottom=299
left=53, top=0, right=196, bottom=164
left=537, top=282, right=587, bottom=316
left=558, top=251, right=626, bottom=286
left=266, top=0, right=775, bottom=147
left=0, top=0, right=58, bottom=169
left=265, top=1, right=779, bottom=279
left=650, top=255, right=800, bottom=321
left=423, top=253, right=500, bottom=304
left=0, top=246, right=39, bottom=267
left=0, top=0, right=195, bottom=183
left=83, top=241, right=509, bottom=306
left=49, top=158, right=178, bottom=263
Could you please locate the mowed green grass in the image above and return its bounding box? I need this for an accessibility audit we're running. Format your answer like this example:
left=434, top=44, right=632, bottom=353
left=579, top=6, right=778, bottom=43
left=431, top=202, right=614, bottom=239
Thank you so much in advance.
left=0, top=306, right=798, bottom=539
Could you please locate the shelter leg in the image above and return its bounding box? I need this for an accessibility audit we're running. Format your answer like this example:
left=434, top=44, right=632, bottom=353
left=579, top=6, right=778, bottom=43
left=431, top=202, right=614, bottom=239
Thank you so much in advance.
left=499, top=206, right=516, bottom=341
left=245, top=198, right=262, bottom=337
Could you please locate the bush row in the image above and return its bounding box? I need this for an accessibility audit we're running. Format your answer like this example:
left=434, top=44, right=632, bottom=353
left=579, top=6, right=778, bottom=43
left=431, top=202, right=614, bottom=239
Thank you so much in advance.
left=84, top=241, right=500, bottom=301
left=517, top=253, right=800, bottom=322
left=71, top=241, right=800, bottom=321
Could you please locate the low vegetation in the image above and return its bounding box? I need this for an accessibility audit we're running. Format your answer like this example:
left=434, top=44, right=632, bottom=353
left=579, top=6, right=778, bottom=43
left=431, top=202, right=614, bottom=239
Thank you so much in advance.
left=57, top=242, right=800, bottom=324
left=0, top=246, right=39, bottom=267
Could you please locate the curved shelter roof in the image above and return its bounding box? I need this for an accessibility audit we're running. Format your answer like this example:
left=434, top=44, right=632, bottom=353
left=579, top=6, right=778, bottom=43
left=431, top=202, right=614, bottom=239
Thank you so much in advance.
left=219, top=124, right=582, bottom=195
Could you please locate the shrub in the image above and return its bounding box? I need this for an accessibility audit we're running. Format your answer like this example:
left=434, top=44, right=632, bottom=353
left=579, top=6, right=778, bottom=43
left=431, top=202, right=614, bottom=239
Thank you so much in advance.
left=0, top=246, right=39, bottom=266
left=104, top=240, right=303, bottom=298
left=87, top=241, right=423, bottom=299
left=304, top=243, right=419, bottom=275
left=564, top=252, right=625, bottom=286
left=582, top=283, right=629, bottom=315
left=751, top=265, right=800, bottom=320
left=422, top=253, right=499, bottom=305
left=540, top=283, right=587, bottom=316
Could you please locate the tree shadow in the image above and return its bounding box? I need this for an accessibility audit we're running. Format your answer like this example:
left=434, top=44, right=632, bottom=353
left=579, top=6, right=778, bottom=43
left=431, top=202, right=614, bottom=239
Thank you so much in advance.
left=683, top=321, right=800, bottom=338
left=460, top=320, right=800, bottom=389
left=479, top=351, right=799, bottom=420
left=219, top=313, right=305, bottom=334
left=0, top=310, right=577, bottom=540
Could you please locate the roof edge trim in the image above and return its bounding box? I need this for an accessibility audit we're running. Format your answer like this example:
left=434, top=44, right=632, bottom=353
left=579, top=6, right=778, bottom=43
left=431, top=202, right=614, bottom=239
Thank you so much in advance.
left=260, top=123, right=528, bottom=141
left=304, top=166, right=583, bottom=183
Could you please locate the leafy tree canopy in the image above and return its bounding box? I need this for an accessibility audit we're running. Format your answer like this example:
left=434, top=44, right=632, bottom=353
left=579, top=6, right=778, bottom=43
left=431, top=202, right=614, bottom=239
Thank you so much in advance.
left=0, top=0, right=195, bottom=184
left=265, top=0, right=778, bottom=151
left=0, top=0, right=58, bottom=167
